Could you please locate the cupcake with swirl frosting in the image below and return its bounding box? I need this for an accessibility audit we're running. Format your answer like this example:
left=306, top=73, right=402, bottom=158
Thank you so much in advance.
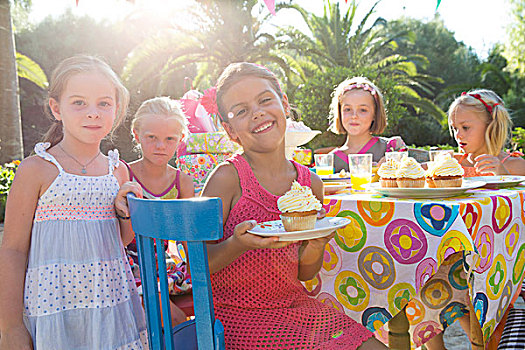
left=277, top=181, right=322, bottom=231
left=378, top=159, right=399, bottom=188
left=396, top=157, right=425, bottom=188
left=428, top=153, right=464, bottom=187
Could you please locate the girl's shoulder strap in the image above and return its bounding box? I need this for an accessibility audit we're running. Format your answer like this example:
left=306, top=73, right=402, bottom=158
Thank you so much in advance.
left=34, top=142, right=64, bottom=172
left=175, top=169, right=181, bottom=197
left=122, top=160, right=134, bottom=181
left=107, top=149, right=120, bottom=174
left=226, top=154, right=250, bottom=189
left=332, top=149, right=349, bottom=164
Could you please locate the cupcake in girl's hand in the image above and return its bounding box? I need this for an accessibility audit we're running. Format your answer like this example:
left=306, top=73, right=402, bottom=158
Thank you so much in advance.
left=396, top=157, right=425, bottom=188
left=277, top=181, right=322, bottom=232
left=427, top=153, right=464, bottom=188
left=378, top=159, right=399, bottom=188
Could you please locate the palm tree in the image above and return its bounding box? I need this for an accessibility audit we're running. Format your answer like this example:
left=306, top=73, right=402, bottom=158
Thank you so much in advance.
left=277, top=0, right=444, bottom=121
left=0, top=0, right=47, bottom=164
left=122, top=0, right=298, bottom=94
left=0, top=0, right=24, bottom=163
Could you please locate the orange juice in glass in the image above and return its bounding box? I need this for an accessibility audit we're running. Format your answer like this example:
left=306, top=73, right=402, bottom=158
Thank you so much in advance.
left=349, top=154, right=372, bottom=193
left=314, top=154, right=334, bottom=176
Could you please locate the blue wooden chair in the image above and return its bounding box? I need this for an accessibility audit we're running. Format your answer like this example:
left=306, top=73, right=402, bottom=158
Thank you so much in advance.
left=127, top=194, right=225, bottom=350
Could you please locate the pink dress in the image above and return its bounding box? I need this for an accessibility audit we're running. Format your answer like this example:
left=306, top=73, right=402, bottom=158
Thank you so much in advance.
left=211, top=154, right=373, bottom=349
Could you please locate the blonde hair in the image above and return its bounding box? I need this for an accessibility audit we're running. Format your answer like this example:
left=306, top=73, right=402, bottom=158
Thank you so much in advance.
left=329, top=77, right=387, bottom=135
left=131, top=96, right=188, bottom=139
left=448, top=89, right=511, bottom=156
left=43, top=55, right=130, bottom=147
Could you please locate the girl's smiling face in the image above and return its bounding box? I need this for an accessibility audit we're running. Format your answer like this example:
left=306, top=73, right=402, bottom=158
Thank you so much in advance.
left=50, top=72, right=117, bottom=145
left=221, top=76, right=288, bottom=152
left=449, top=106, right=489, bottom=156
left=340, top=89, right=375, bottom=136
left=134, top=115, right=184, bottom=166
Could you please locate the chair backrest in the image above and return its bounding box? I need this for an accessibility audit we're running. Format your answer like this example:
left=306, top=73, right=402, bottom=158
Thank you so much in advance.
left=128, top=195, right=224, bottom=350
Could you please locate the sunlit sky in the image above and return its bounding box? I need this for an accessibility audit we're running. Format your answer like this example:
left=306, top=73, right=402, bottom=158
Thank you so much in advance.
left=28, top=0, right=510, bottom=59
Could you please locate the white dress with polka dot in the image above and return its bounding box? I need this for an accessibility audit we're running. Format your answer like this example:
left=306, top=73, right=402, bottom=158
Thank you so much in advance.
left=24, top=143, right=148, bottom=349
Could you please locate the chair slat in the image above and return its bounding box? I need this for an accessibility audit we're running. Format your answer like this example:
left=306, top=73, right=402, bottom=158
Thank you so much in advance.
left=128, top=194, right=225, bottom=350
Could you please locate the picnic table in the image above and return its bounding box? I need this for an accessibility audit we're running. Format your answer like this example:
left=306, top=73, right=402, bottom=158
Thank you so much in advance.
left=306, top=183, right=525, bottom=348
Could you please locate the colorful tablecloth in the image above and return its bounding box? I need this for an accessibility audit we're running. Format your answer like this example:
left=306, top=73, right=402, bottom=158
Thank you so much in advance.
left=308, top=185, right=525, bottom=347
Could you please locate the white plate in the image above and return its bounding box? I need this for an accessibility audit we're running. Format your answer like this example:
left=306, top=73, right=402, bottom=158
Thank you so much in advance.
left=468, top=176, right=525, bottom=188
left=319, top=171, right=351, bottom=182
left=247, top=217, right=351, bottom=241
left=368, top=180, right=486, bottom=199
left=324, top=182, right=351, bottom=194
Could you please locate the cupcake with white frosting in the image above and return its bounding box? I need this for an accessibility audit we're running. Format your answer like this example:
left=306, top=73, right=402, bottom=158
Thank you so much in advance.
left=277, top=181, right=322, bottom=231
left=428, top=153, right=464, bottom=188
left=378, top=159, right=399, bottom=188
left=396, top=157, right=425, bottom=188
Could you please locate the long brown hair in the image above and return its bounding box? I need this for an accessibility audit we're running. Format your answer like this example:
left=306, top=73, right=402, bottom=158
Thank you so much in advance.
left=43, top=55, right=130, bottom=147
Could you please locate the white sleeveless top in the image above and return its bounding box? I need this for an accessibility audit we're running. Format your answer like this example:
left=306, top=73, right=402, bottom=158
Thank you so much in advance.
left=24, top=142, right=148, bottom=349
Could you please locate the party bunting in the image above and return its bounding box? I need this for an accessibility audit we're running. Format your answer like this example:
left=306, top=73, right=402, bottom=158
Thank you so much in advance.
left=263, top=0, right=276, bottom=15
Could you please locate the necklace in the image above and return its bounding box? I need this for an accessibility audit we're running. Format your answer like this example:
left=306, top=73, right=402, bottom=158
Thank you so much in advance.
left=58, top=144, right=101, bottom=174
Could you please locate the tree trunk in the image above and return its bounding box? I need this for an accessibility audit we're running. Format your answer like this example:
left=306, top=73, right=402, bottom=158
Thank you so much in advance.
left=0, top=0, right=23, bottom=164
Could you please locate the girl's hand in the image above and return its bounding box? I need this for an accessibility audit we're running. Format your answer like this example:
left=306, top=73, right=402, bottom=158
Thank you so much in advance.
left=231, top=220, right=297, bottom=251
left=317, top=208, right=326, bottom=220
left=0, top=325, right=33, bottom=350
left=474, top=154, right=508, bottom=175
left=305, top=230, right=336, bottom=251
left=114, top=181, right=143, bottom=218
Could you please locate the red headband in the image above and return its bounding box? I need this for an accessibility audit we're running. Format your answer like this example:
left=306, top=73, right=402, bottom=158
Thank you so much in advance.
left=461, top=92, right=500, bottom=114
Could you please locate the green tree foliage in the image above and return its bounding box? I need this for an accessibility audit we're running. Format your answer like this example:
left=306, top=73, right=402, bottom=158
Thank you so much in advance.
left=278, top=0, right=445, bottom=146
left=480, top=46, right=525, bottom=128
left=385, top=17, right=480, bottom=106
left=505, top=0, right=525, bottom=73
left=123, top=0, right=296, bottom=94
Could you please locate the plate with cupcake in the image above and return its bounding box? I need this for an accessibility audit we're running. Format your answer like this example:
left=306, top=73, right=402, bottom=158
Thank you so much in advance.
left=467, top=175, right=525, bottom=188
left=319, top=170, right=352, bottom=183
left=248, top=217, right=351, bottom=241
left=247, top=180, right=350, bottom=240
left=372, top=155, right=485, bottom=198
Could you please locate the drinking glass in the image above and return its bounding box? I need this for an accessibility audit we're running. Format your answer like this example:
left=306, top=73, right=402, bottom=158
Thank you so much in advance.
left=349, top=154, right=372, bottom=192
left=429, top=149, right=454, bottom=162
left=385, top=151, right=409, bottom=163
left=314, top=154, right=334, bottom=176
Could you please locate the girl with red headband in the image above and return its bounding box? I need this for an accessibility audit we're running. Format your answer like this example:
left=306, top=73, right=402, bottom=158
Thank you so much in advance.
left=328, top=77, right=407, bottom=172
left=448, top=89, right=525, bottom=176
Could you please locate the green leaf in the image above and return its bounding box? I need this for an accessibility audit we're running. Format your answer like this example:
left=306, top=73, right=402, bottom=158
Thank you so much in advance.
left=16, top=52, right=48, bottom=89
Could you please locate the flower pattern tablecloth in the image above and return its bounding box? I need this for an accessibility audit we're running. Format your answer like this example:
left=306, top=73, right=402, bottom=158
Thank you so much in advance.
left=306, top=185, right=525, bottom=347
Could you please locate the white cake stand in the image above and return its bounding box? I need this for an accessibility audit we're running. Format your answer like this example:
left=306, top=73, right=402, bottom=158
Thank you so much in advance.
left=284, top=130, right=321, bottom=159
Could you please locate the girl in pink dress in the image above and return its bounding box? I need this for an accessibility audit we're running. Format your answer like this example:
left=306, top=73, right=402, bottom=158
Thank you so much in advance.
left=449, top=89, right=525, bottom=176
left=201, top=63, right=385, bottom=349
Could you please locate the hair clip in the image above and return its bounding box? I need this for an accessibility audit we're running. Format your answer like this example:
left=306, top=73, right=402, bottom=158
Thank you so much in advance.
left=461, top=92, right=499, bottom=114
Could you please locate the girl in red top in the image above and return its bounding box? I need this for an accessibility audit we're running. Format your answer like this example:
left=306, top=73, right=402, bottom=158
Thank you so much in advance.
left=201, top=63, right=385, bottom=349
left=448, top=89, right=525, bottom=176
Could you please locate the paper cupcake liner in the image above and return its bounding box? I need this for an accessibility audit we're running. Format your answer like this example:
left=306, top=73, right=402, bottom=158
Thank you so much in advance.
left=380, top=178, right=398, bottom=188
left=397, top=178, right=425, bottom=188
left=433, top=177, right=463, bottom=188
left=280, top=214, right=317, bottom=232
